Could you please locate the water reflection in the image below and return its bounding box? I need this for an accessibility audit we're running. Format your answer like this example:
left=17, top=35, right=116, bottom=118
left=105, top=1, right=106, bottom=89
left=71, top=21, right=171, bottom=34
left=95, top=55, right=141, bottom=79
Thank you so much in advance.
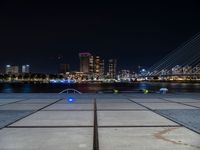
left=22, top=84, right=32, bottom=93
left=0, top=82, right=200, bottom=93
left=139, top=82, right=147, bottom=90
left=2, top=84, right=14, bottom=93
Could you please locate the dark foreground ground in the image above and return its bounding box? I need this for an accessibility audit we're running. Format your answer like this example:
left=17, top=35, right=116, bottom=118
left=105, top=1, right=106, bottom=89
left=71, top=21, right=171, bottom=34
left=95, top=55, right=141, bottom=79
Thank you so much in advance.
left=0, top=93, right=200, bottom=150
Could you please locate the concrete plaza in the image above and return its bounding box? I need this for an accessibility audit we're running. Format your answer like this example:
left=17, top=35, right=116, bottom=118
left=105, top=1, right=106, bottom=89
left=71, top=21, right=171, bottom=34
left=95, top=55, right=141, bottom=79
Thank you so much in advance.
left=0, top=93, right=200, bottom=150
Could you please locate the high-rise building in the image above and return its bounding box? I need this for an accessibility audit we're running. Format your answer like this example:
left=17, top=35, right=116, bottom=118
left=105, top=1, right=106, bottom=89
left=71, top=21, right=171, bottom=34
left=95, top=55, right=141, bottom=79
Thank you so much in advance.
left=79, top=52, right=105, bottom=79
left=5, top=65, right=19, bottom=74
left=94, top=56, right=100, bottom=74
left=93, top=56, right=105, bottom=78
left=108, top=59, right=117, bottom=79
left=89, top=55, right=94, bottom=74
left=79, top=52, right=91, bottom=73
left=22, top=65, right=30, bottom=73
left=99, top=59, right=105, bottom=78
left=59, top=64, right=69, bottom=74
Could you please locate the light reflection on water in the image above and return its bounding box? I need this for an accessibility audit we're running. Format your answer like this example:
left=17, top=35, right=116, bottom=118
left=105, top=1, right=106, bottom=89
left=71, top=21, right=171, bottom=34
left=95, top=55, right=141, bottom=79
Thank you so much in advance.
left=22, top=84, right=32, bottom=93
left=0, top=82, right=200, bottom=93
left=2, top=84, right=14, bottom=93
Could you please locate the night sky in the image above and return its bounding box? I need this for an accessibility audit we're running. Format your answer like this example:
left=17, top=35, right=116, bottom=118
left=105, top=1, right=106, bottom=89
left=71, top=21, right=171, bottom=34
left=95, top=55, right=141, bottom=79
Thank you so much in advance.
left=0, top=1, right=200, bottom=73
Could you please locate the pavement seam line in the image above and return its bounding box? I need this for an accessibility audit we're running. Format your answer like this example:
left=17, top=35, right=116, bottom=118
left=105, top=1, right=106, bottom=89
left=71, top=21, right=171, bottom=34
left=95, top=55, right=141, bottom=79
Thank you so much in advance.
left=93, top=98, right=99, bottom=150
left=0, top=98, right=63, bottom=130
left=126, top=96, right=200, bottom=134
left=160, top=98, right=200, bottom=109
left=0, top=98, right=30, bottom=107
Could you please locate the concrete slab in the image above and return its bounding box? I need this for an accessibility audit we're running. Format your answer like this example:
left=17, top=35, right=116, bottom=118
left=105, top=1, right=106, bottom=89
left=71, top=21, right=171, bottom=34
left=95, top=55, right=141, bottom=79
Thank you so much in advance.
left=163, top=98, right=200, bottom=103
left=131, top=98, right=168, bottom=103
left=17, top=99, right=58, bottom=104
left=56, top=99, right=94, bottom=104
left=44, top=104, right=94, bottom=110
left=96, top=99, right=131, bottom=103
left=92, top=95, right=126, bottom=99
left=0, top=128, right=93, bottom=150
left=0, top=110, right=33, bottom=128
left=97, top=103, right=146, bottom=110
left=0, top=103, right=48, bottom=110
left=98, top=111, right=178, bottom=126
left=156, top=109, right=200, bottom=133
left=0, top=99, right=24, bottom=102
left=183, top=102, right=200, bottom=108
left=140, top=103, right=197, bottom=110
left=10, top=111, right=93, bottom=126
left=0, top=99, right=24, bottom=105
left=99, top=127, right=200, bottom=150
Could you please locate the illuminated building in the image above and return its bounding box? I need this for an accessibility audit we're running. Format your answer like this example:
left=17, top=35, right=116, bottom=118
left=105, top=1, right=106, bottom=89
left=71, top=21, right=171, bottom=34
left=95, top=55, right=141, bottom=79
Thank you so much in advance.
left=79, top=52, right=105, bottom=78
left=94, top=56, right=100, bottom=75
left=99, top=59, right=105, bottom=78
left=92, top=56, right=105, bottom=79
left=5, top=65, right=19, bottom=74
left=90, top=55, right=105, bottom=79
left=79, top=52, right=91, bottom=73
left=108, top=59, right=117, bottom=79
left=119, top=70, right=130, bottom=78
left=59, top=64, right=69, bottom=74
left=22, top=65, right=30, bottom=73
left=89, top=55, right=94, bottom=73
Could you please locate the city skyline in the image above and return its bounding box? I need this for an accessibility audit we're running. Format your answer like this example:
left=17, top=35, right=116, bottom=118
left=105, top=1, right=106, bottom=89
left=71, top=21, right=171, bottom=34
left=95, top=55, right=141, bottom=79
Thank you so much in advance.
left=0, top=1, right=200, bottom=73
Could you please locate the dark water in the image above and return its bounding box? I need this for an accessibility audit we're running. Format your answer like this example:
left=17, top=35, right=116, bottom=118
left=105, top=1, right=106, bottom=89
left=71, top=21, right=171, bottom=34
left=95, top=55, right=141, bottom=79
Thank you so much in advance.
left=0, top=82, right=200, bottom=93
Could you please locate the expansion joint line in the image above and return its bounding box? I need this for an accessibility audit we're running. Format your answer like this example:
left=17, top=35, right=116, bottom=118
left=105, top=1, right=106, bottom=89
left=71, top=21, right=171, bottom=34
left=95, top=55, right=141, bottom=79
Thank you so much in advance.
left=0, top=98, right=63, bottom=130
left=93, top=98, right=99, bottom=150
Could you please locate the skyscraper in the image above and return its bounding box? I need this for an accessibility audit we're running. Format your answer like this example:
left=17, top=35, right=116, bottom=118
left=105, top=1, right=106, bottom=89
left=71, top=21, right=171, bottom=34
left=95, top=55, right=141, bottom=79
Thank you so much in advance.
left=94, top=56, right=100, bottom=75
left=5, top=65, right=19, bottom=74
left=108, top=59, right=117, bottom=79
left=89, top=55, right=94, bottom=74
left=79, top=52, right=91, bottom=73
left=22, top=65, right=30, bottom=73
left=59, top=64, right=69, bottom=74
left=99, top=59, right=105, bottom=78
left=79, top=52, right=105, bottom=79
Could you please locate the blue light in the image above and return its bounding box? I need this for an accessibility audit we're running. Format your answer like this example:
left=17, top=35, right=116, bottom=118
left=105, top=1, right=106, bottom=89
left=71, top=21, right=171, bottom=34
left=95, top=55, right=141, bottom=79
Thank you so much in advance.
left=49, top=79, right=57, bottom=83
left=49, top=79, right=75, bottom=84
left=60, top=80, right=65, bottom=83
left=67, top=79, right=71, bottom=83
left=67, top=97, right=75, bottom=103
left=141, top=69, right=146, bottom=72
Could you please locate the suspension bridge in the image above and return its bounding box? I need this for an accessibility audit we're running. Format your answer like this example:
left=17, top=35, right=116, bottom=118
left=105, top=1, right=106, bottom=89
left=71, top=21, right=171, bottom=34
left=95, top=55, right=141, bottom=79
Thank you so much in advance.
left=141, top=32, right=200, bottom=81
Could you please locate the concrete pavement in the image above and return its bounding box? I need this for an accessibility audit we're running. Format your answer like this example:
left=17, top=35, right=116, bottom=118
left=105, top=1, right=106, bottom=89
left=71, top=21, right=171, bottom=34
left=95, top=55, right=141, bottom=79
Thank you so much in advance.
left=0, top=93, right=200, bottom=150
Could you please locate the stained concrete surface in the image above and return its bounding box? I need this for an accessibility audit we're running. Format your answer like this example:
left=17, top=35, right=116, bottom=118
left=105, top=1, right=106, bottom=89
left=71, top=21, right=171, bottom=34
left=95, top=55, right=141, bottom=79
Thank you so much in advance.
left=0, top=93, right=200, bottom=150
left=99, top=127, right=200, bottom=150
